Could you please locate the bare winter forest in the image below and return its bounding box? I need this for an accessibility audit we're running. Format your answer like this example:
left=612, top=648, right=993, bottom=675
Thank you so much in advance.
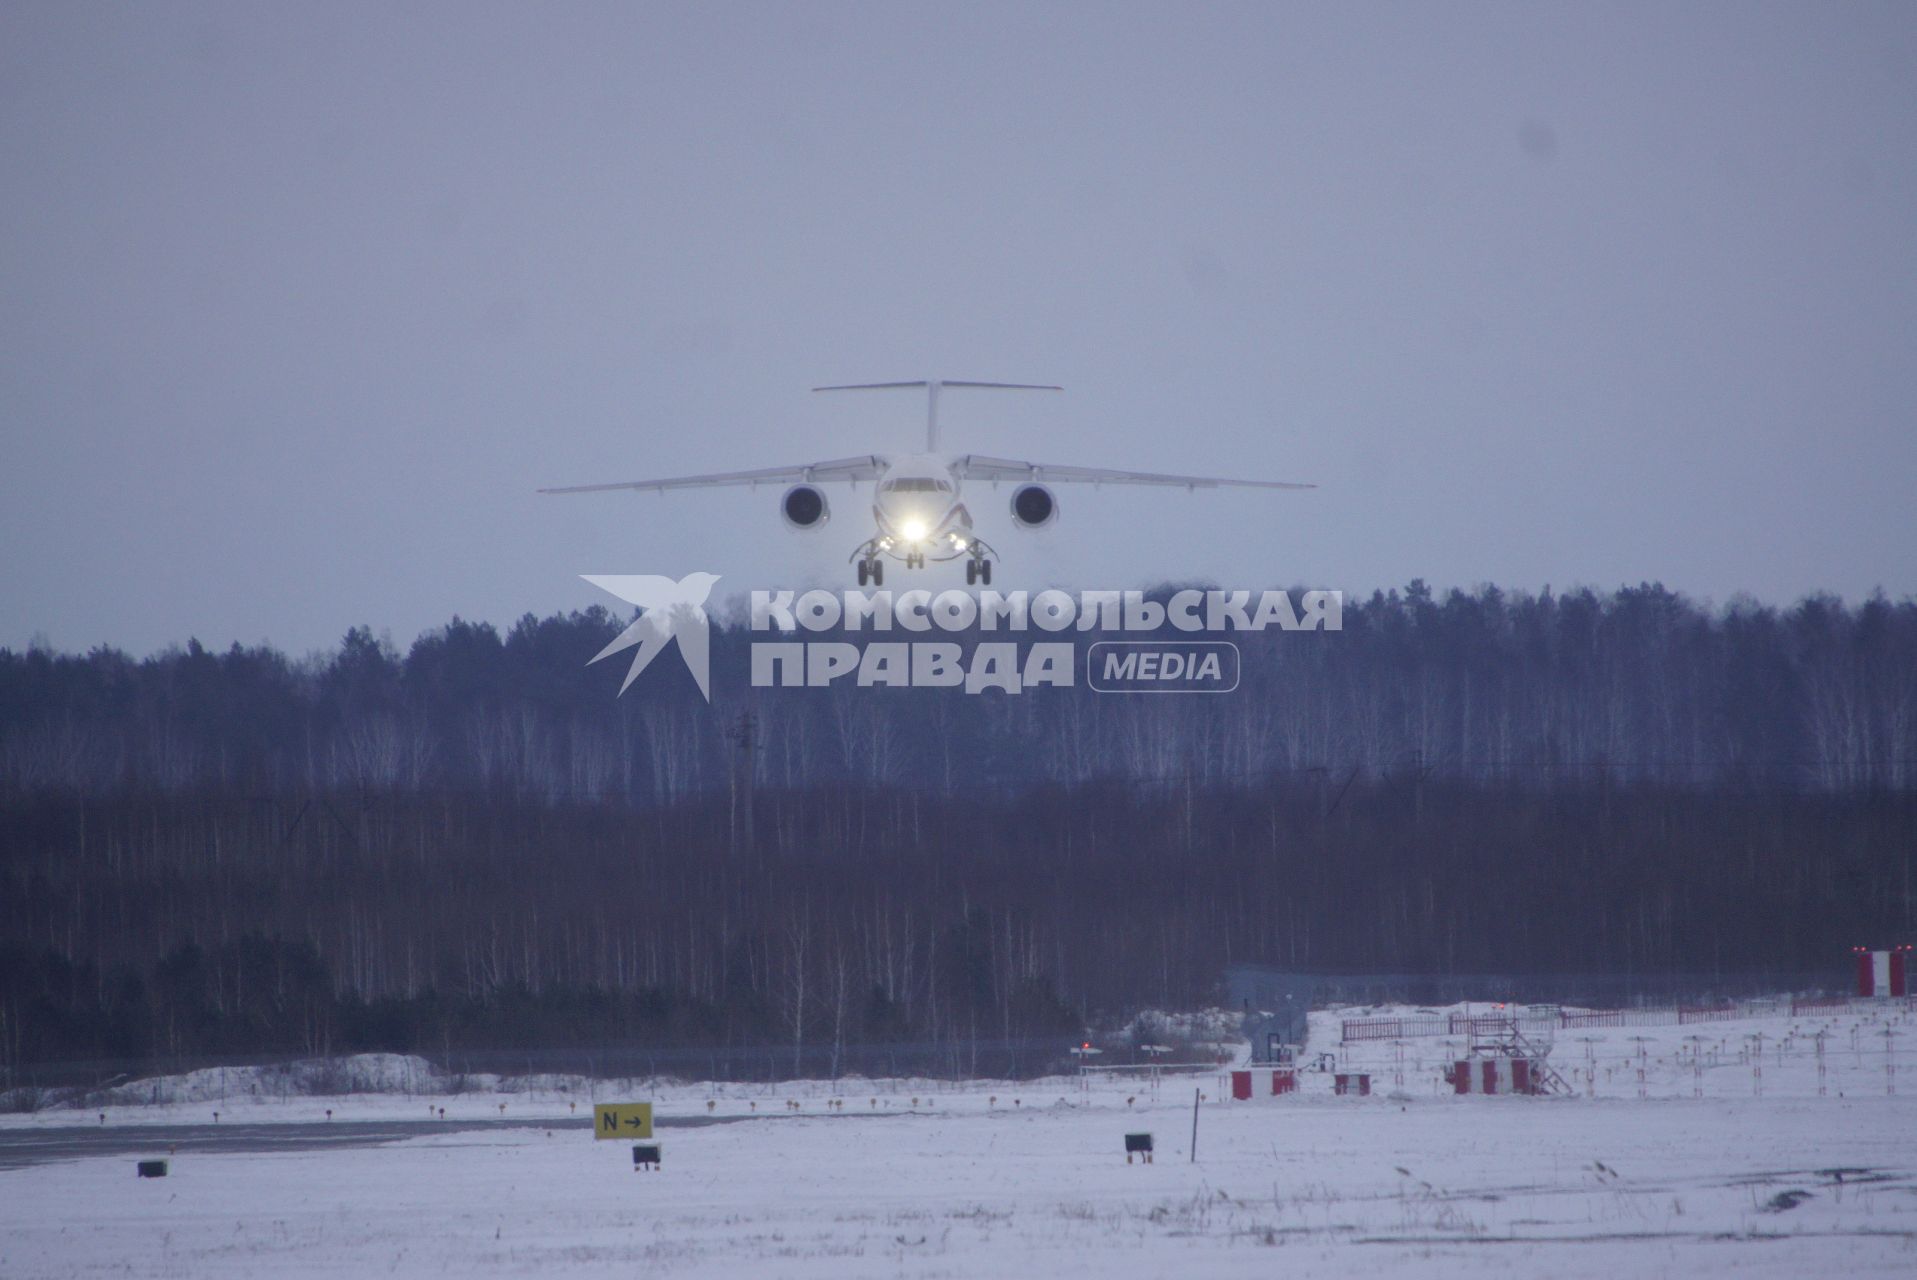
left=2, top=582, right=1913, bottom=1080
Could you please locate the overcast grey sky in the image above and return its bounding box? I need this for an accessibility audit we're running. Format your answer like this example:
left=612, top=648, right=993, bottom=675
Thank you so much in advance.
left=4, top=1, right=1913, bottom=656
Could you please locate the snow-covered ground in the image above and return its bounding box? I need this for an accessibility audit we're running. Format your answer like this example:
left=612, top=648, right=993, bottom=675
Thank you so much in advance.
left=3, top=1002, right=1914, bottom=1277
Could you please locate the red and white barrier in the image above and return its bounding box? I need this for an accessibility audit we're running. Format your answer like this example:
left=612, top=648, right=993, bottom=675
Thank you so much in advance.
left=1448, top=1057, right=1546, bottom=1095
left=1855, top=947, right=1911, bottom=998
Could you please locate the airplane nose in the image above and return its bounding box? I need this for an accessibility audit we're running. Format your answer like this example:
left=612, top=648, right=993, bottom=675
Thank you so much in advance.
left=887, top=499, right=941, bottom=541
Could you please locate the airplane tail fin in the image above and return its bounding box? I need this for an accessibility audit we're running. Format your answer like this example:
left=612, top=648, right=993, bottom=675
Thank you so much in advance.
left=813, top=380, right=1061, bottom=451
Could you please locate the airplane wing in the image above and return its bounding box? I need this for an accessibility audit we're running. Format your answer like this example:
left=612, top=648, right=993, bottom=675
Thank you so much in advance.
left=540, top=455, right=885, bottom=495
left=952, top=455, right=1314, bottom=490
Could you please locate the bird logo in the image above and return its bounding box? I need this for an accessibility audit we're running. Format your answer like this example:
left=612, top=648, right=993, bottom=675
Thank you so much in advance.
left=580, top=572, right=721, bottom=700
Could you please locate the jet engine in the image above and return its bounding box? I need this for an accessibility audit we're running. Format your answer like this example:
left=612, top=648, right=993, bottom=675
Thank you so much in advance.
left=781, top=484, right=829, bottom=530
left=1010, top=483, right=1058, bottom=529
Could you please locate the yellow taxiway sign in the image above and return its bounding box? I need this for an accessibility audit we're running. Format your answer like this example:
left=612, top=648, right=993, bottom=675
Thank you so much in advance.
left=592, top=1102, right=653, bottom=1140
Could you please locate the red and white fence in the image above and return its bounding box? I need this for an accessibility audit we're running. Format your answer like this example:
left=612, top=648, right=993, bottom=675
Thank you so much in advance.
left=1340, top=1016, right=1452, bottom=1042
left=1342, top=994, right=1914, bottom=1043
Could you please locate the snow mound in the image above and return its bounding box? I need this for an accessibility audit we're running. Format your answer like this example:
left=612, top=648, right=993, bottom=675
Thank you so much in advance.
left=96, top=1054, right=447, bottom=1107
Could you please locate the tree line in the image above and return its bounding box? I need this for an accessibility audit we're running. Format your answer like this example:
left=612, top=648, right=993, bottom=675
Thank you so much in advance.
left=1, top=581, right=1912, bottom=1081
left=1, top=775, right=1908, bottom=1082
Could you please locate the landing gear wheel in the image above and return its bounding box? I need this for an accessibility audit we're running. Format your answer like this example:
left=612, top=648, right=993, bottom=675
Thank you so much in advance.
left=965, top=560, right=977, bottom=585
left=857, top=559, right=871, bottom=587
left=977, top=558, right=992, bottom=585
left=870, top=559, right=884, bottom=586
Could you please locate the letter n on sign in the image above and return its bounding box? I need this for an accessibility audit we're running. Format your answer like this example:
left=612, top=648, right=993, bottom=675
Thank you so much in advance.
left=592, top=1102, right=653, bottom=1140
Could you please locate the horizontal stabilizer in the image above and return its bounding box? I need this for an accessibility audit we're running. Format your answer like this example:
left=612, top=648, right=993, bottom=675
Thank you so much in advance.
left=813, top=379, right=1061, bottom=449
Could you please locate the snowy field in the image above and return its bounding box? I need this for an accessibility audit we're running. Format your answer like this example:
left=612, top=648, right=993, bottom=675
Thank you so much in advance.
left=2, top=1003, right=1914, bottom=1278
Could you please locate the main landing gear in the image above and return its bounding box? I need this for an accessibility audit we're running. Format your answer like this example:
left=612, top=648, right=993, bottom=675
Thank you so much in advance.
left=852, top=536, right=997, bottom=585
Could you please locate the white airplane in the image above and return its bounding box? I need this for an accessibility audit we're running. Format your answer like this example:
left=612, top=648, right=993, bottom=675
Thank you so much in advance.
left=541, top=381, right=1314, bottom=586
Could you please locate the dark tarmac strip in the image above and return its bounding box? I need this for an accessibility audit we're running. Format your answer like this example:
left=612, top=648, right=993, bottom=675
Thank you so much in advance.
left=0, top=1113, right=763, bottom=1171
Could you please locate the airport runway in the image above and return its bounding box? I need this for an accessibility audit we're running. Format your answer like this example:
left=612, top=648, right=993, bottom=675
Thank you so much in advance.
left=0, top=1113, right=756, bottom=1170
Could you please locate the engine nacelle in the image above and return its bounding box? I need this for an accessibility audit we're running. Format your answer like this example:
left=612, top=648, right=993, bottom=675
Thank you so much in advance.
left=1010, top=483, right=1058, bottom=529
left=781, top=484, right=829, bottom=530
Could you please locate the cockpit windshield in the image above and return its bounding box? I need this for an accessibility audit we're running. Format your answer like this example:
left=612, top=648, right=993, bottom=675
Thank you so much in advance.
left=881, top=477, right=951, bottom=493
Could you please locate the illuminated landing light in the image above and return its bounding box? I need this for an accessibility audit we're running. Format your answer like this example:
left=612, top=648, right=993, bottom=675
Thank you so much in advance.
left=902, top=519, right=928, bottom=542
